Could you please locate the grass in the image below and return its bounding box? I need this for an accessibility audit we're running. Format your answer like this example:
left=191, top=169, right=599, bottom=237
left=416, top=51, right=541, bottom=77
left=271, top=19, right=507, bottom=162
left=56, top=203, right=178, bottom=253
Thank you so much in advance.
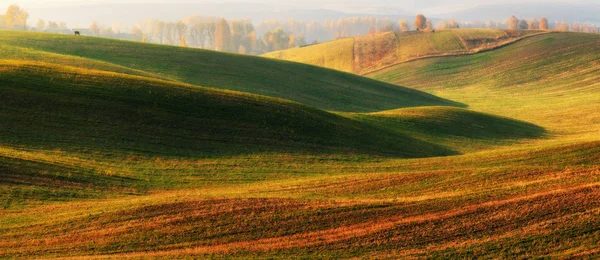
left=1, top=31, right=600, bottom=259
left=261, top=28, right=547, bottom=75
left=0, top=60, right=457, bottom=158
left=451, top=28, right=507, bottom=41
left=369, top=33, right=600, bottom=136
left=0, top=31, right=458, bottom=112
left=344, top=106, right=546, bottom=153
left=395, top=30, right=466, bottom=61
left=262, top=38, right=355, bottom=73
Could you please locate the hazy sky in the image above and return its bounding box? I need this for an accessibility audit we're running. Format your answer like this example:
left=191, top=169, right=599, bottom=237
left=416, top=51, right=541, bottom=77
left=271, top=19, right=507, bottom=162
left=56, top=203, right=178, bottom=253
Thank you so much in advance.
left=2, top=0, right=598, bottom=29
left=4, top=0, right=597, bottom=14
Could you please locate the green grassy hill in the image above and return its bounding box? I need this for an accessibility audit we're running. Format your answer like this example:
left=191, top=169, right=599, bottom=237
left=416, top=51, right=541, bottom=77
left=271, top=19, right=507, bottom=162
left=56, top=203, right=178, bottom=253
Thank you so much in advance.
left=369, top=33, right=600, bottom=138
left=2, top=31, right=599, bottom=259
left=262, top=37, right=356, bottom=73
left=0, top=31, right=457, bottom=112
left=345, top=106, right=546, bottom=152
left=0, top=60, right=455, bottom=158
left=263, top=29, right=547, bottom=75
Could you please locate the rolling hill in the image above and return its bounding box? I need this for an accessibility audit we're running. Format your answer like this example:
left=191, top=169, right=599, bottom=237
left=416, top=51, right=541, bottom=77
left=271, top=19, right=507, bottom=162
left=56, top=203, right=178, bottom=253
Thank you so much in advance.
left=369, top=32, right=600, bottom=137
left=0, top=60, right=458, bottom=158
left=344, top=106, right=546, bottom=153
left=263, top=28, right=547, bottom=74
left=0, top=31, right=458, bottom=112
left=2, top=30, right=599, bottom=259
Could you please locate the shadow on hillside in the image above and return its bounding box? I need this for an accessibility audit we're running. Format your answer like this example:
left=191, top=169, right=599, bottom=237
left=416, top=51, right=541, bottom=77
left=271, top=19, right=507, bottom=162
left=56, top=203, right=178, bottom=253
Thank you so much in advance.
left=348, top=107, right=547, bottom=152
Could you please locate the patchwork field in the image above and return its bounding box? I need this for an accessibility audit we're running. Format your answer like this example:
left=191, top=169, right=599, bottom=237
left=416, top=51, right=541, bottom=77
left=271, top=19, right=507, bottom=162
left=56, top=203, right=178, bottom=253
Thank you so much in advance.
left=1, top=30, right=599, bottom=259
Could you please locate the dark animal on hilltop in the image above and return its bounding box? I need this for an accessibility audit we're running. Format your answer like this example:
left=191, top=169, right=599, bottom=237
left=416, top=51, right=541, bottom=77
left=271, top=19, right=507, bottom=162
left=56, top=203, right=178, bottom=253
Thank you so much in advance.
left=74, top=31, right=80, bottom=36
left=432, top=30, right=436, bottom=33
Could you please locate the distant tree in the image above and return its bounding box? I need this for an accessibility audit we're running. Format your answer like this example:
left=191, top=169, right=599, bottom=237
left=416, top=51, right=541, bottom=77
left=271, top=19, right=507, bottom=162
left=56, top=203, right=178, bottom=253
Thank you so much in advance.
left=110, top=22, right=124, bottom=35
left=399, top=19, right=409, bottom=31
left=132, top=26, right=144, bottom=41
left=244, top=30, right=257, bottom=54
left=230, top=20, right=246, bottom=51
left=449, top=19, right=459, bottom=28
left=17, top=9, right=29, bottom=30
left=559, top=21, right=569, bottom=31
left=214, top=18, right=232, bottom=52
left=436, top=20, right=447, bottom=30
left=35, top=19, right=45, bottom=32
left=58, top=21, right=68, bottom=33
left=426, top=20, right=433, bottom=30
left=135, top=19, right=154, bottom=43
left=4, top=5, right=19, bottom=28
left=154, top=21, right=165, bottom=44
left=100, top=26, right=114, bottom=38
left=528, top=18, right=539, bottom=30
left=507, top=15, right=519, bottom=30
left=89, top=22, right=100, bottom=36
left=4, top=5, right=28, bottom=29
left=175, top=21, right=188, bottom=46
left=518, top=19, right=529, bottom=30
left=205, top=21, right=216, bottom=49
left=164, top=22, right=176, bottom=45
left=539, top=18, right=549, bottom=30
left=369, top=27, right=376, bottom=35
left=47, top=21, right=58, bottom=31
left=414, top=14, right=427, bottom=30
left=288, top=34, right=296, bottom=47
left=296, top=33, right=306, bottom=46
left=189, top=21, right=206, bottom=48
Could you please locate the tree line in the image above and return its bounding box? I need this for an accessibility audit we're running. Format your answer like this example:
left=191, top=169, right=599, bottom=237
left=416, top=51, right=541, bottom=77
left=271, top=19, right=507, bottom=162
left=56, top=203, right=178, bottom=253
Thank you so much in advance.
left=2, top=5, right=599, bottom=55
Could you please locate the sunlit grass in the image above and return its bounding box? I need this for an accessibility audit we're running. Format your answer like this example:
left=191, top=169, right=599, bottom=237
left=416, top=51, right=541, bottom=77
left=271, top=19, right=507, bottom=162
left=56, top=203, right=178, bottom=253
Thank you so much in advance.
left=1, top=31, right=599, bottom=259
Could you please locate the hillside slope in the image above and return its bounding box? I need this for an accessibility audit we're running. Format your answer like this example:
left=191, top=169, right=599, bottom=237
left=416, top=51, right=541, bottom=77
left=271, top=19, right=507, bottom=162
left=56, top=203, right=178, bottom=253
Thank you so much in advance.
left=369, top=33, right=600, bottom=137
left=345, top=106, right=546, bottom=152
left=264, top=29, right=545, bottom=74
left=0, top=60, right=454, bottom=158
left=2, top=30, right=599, bottom=260
left=0, top=31, right=458, bottom=112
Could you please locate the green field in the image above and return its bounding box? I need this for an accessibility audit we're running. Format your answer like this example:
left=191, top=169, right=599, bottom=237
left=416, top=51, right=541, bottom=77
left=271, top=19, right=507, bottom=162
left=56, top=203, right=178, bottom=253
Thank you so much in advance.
left=262, top=28, right=549, bottom=75
left=1, top=30, right=600, bottom=259
left=262, top=38, right=356, bottom=74
left=0, top=31, right=456, bottom=112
